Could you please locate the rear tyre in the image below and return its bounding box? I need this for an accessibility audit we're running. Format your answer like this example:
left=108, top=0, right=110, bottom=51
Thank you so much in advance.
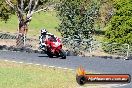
left=60, top=49, right=66, bottom=59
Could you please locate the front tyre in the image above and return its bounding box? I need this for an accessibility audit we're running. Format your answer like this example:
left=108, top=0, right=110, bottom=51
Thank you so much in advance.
left=60, top=49, right=66, bottom=59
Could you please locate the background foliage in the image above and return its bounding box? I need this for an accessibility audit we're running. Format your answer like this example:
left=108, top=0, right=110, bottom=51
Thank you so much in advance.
left=0, top=0, right=15, bottom=21
left=0, top=0, right=132, bottom=55
left=104, top=0, right=132, bottom=45
left=56, top=0, right=99, bottom=40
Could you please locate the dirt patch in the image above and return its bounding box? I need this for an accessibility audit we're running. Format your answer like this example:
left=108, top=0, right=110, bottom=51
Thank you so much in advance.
left=0, top=39, right=16, bottom=47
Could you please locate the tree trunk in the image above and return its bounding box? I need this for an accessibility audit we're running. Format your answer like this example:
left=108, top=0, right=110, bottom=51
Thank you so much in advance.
left=16, top=20, right=28, bottom=48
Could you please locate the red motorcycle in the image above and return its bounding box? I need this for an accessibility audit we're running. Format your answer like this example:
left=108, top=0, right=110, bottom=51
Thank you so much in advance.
left=43, top=35, right=66, bottom=59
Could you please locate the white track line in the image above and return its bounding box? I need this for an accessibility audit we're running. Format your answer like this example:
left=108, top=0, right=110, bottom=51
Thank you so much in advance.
left=57, top=67, right=62, bottom=69
left=27, top=63, right=33, bottom=65
left=77, top=84, right=128, bottom=88
left=4, top=60, right=8, bottom=62
left=112, top=84, right=128, bottom=87
left=63, top=68, right=68, bottom=70
left=35, top=64, right=40, bottom=66
left=18, top=62, right=23, bottom=64
left=3, top=60, right=75, bottom=71
left=43, top=65, right=47, bottom=67
left=12, top=61, right=17, bottom=63
left=48, top=66, right=55, bottom=68
left=3, top=60, right=128, bottom=88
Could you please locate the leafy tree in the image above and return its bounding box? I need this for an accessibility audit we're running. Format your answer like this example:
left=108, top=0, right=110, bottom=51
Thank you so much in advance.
left=105, top=0, right=132, bottom=45
left=0, top=0, right=53, bottom=47
left=56, top=0, right=99, bottom=40
left=0, top=0, right=15, bottom=21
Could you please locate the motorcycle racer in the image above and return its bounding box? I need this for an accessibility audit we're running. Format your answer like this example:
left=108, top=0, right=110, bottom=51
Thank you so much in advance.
left=39, top=28, right=56, bottom=50
left=39, top=28, right=66, bottom=59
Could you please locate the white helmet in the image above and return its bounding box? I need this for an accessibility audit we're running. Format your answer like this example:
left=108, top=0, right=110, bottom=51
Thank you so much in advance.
left=41, top=28, right=47, bottom=35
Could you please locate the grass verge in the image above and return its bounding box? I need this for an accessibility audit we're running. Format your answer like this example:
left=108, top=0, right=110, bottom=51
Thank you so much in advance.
left=0, top=60, right=77, bottom=88
left=0, top=10, right=61, bottom=37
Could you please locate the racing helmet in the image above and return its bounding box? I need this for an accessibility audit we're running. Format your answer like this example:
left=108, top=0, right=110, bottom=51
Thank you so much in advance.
left=41, top=28, right=47, bottom=35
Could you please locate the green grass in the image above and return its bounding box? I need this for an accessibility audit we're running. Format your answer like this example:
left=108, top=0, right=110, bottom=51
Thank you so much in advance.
left=0, top=60, right=77, bottom=88
left=0, top=10, right=61, bottom=37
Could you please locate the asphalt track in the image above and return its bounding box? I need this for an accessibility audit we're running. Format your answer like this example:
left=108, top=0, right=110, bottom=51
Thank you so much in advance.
left=0, top=50, right=132, bottom=88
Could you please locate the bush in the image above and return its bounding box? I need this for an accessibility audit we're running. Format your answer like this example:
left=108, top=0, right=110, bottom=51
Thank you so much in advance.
left=56, top=0, right=99, bottom=39
left=104, top=0, right=132, bottom=45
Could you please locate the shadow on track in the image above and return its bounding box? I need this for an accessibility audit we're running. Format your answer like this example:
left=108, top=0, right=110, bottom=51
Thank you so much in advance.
left=38, top=55, right=49, bottom=57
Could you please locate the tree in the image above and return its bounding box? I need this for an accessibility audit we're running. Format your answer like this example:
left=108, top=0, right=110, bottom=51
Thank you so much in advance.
left=104, top=0, right=132, bottom=45
left=56, top=0, right=99, bottom=40
left=0, top=0, right=52, bottom=47
left=98, top=0, right=114, bottom=28
left=56, top=0, right=99, bottom=53
left=0, top=0, right=15, bottom=21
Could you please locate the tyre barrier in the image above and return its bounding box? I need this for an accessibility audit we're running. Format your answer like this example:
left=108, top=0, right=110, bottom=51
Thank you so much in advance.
left=0, top=45, right=77, bottom=56
left=0, top=45, right=40, bottom=53
left=0, top=45, right=131, bottom=59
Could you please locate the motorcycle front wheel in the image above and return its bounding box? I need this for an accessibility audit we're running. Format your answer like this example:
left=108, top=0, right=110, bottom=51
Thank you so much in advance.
left=59, top=49, right=66, bottom=59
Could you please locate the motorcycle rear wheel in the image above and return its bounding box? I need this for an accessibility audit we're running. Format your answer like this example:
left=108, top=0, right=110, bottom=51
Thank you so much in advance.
left=60, top=49, right=66, bottom=59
